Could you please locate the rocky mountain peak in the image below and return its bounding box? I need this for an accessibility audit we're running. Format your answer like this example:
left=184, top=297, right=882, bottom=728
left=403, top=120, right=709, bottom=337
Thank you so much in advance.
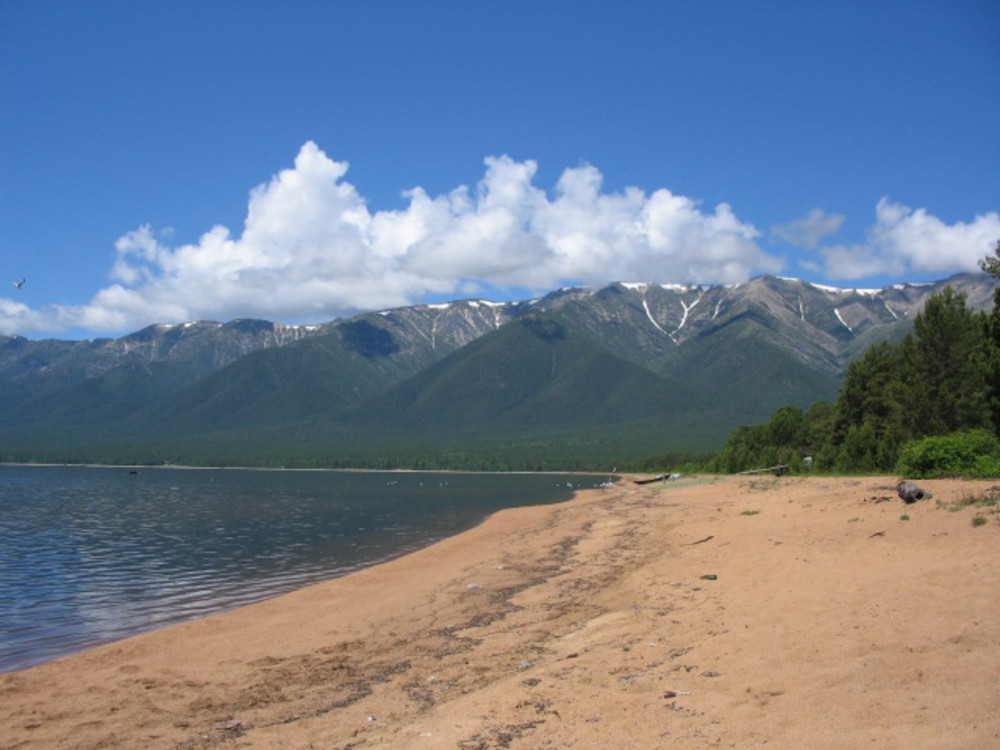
left=0, top=272, right=994, bottom=440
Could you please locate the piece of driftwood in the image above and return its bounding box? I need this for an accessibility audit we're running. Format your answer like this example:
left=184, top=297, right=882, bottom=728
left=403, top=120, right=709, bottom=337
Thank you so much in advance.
left=634, top=472, right=685, bottom=485
left=686, top=535, right=715, bottom=546
left=736, top=464, right=789, bottom=477
left=636, top=474, right=679, bottom=484
left=634, top=474, right=668, bottom=484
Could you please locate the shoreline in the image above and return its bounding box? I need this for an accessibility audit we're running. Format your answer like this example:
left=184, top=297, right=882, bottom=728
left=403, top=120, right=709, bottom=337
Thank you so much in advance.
left=1, top=468, right=605, bottom=674
left=2, top=474, right=998, bottom=748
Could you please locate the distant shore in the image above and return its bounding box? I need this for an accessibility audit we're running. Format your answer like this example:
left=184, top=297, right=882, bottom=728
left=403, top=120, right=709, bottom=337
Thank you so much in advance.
left=2, top=474, right=998, bottom=749
left=0, top=461, right=617, bottom=476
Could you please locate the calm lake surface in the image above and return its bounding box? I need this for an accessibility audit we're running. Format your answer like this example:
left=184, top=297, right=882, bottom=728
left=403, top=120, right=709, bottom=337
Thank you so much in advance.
left=0, top=465, right=603, bottom=672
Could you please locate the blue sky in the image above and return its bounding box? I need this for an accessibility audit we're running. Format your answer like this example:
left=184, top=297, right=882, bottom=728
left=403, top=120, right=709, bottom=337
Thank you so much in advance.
left=1, top=0, right=998, bottom=338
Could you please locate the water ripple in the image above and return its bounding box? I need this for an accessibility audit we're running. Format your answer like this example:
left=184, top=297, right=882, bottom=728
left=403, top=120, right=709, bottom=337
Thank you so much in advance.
left=1, top=465, right=593, bottom=671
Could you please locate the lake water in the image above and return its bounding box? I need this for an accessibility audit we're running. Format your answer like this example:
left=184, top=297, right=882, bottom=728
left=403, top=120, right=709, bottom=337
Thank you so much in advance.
left=0, top=465, right=602, bottom=672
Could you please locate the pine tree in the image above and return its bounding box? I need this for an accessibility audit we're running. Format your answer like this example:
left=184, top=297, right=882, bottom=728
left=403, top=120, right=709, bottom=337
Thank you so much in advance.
left=901, top=287, right=991, bottom=436
left=979, top=238, right=1000, bottom=432
left=979, top=238, right=1000, bottom=277
left=832, top=340, right=907, bottom=460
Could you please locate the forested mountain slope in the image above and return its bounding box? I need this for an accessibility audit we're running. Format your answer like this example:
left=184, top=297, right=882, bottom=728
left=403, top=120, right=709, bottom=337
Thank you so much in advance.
left=0, top=273, right=993, bottom=468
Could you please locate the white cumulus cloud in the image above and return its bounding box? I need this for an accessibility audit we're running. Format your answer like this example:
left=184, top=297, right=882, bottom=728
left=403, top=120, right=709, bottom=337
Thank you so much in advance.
left=811, top=198, right=1000, bottom=280
left=0, top=141, right=783, bottom=335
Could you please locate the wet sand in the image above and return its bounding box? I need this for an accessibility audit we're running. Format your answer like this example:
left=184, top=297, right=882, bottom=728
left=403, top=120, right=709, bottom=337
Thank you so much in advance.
left=2, top=475, right=998, bottom=749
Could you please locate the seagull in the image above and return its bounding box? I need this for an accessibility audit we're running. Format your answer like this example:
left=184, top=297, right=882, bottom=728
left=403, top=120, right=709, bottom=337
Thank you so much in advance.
left=12, top=278, right=25, bottom=289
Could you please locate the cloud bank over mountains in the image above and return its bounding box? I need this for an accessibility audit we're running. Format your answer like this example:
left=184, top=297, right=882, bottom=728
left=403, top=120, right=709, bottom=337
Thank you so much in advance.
left=810, top=198, right=1000, bottom=281
left=2, top=142, right=998, bottom=336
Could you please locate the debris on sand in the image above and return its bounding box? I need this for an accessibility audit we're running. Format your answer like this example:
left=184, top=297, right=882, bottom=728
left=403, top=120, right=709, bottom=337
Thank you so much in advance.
left=896, top=481, right=933, bottom=504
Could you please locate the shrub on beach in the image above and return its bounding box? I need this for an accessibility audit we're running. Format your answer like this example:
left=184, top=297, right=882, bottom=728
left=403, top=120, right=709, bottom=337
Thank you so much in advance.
left=895, top=429, right=1000, bottom=479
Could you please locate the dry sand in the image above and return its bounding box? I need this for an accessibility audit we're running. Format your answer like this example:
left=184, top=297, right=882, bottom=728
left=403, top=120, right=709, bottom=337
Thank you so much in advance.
left=2, top=474, right=998, bottom=749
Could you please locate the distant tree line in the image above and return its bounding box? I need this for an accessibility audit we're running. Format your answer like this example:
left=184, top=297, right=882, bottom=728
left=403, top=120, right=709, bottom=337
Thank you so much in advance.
left=704, top=240, right=1000, bottom=478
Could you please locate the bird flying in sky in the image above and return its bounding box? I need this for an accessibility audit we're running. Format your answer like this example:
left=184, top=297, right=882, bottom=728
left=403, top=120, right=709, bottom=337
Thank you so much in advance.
left=12, top=278, right=25, bottom=289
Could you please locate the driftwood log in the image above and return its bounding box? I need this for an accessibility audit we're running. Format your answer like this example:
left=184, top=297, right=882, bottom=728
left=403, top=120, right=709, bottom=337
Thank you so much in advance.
left=634, top=474, right=668, bottom=485
left=633, top=473, right=683, bottom=485
left=736, top=464, right=789, bottom=477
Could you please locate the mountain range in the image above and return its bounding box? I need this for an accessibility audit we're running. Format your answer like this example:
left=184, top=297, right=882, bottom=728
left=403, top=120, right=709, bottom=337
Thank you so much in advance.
left=1, top=273, right=995, bottom=470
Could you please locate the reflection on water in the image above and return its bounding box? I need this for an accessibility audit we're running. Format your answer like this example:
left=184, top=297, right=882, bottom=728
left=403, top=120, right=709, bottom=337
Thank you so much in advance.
left=0, top=465, right=600, bottom=671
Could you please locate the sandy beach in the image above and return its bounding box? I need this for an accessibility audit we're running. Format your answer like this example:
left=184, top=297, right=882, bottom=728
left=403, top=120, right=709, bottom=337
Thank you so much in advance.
left=2, top=474, right=998, bottom=749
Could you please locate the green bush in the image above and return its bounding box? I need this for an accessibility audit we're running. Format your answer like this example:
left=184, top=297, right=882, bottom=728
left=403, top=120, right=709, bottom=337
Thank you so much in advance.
left=895, top=429, right=1000, bottom=478
left=973, top=452, right=1000, bottom=478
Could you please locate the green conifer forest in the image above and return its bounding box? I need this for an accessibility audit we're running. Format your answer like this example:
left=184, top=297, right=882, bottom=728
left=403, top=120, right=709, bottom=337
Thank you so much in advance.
left=705, top=241, right=1000, bottom=478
